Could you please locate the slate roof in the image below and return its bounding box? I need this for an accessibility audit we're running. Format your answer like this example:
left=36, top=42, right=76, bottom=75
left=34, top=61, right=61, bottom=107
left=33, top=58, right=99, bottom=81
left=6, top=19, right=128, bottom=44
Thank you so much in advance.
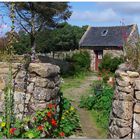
left=79, top=24, right=136, bottom=47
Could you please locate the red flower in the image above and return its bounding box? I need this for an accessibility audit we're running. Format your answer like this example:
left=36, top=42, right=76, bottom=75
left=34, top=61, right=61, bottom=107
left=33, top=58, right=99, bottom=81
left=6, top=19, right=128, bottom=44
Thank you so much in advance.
left=51, top=118, right=57, bottom=126
left=53, top=104, right=57, bottom=108
left=59, top=132, right=65, bottom=137
left=48, top=103, right=53, bottom=109
left=37, top=125, right=44, bottom=131
left=47, top=111, right=52, bottom=118
left=48, top=103, right=57, bottom=109
left=9, top=128, right=16, bottom=135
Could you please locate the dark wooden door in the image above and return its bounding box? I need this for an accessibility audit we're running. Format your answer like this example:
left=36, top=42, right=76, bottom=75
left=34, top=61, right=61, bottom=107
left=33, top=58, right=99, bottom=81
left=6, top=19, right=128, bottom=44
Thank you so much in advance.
left=94, top=50, right=103, bottom=71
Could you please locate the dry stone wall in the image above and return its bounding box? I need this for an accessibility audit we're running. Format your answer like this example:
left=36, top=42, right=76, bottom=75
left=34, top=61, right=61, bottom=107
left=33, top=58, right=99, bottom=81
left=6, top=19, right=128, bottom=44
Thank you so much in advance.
left=108, top=63, right=140, bottom=139
left=0, top=62, right=61, bottom=120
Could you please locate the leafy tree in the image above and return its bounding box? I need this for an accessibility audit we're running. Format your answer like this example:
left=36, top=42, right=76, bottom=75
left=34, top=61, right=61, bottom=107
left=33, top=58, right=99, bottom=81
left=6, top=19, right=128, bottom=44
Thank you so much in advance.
left=35, top=23, right=87, bottom=54
left=6, top=2, right=72, bottom=60
left=13, top=30, right=30, bottom=55
left=50, top=23, right=87, bottom=51
left=11, top=23, right=88, bottom=55
left=35, top=29, right=52, bottom=53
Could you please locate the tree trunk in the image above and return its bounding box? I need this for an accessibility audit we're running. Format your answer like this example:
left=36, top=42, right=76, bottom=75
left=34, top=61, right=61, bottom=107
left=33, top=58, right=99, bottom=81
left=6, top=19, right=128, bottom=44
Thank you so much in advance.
left=30, top=3, right=36, bottom=62
left=31, top=35, right=36, bottom=61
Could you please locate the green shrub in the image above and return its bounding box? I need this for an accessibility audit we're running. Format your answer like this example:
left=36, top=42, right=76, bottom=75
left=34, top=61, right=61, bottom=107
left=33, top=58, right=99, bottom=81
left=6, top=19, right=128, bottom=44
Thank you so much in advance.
left=71, top=51, right=90, bottom=70
left=98, top=69, right=114, bottom=83
left=79, top=82, right=114, bottom=129
left=64, top=50, right=91, bottom=76
left=79, top=95, right=96, bottom=110
left=0, top=97, right=80, bottom=139
left=98, top=53, right=124, bottom=73
left=110, top=57, right=124, bottom=72
left=57, top=97, right=80, bottom=137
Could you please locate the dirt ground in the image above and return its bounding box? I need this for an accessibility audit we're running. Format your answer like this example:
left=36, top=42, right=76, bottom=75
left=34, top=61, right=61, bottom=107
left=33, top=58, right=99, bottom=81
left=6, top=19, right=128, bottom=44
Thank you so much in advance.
left=62, top=75, right=106, bottom=138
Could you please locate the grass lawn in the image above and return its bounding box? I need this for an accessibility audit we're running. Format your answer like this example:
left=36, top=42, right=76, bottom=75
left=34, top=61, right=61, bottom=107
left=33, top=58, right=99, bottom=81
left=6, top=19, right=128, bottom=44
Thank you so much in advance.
left=61, top=71, right=96, bottom=92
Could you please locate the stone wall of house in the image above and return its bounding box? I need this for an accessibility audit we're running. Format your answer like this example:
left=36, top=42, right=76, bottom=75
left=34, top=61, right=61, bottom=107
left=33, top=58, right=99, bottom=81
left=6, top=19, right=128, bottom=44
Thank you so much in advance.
left=103, top=49, right=123, bottom=57
left=0, top=62, right=61, bottom=120
left=89, top=50, right=96, bottom=71
left=108, top=63, right=140, bottom=138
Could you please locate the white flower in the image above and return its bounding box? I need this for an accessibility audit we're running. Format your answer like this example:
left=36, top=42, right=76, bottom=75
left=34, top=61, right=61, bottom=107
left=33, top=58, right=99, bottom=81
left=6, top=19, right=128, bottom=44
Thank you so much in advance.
left=24, top=125, right=29, bottom=131
left=40, top=132, right=46, bottom=138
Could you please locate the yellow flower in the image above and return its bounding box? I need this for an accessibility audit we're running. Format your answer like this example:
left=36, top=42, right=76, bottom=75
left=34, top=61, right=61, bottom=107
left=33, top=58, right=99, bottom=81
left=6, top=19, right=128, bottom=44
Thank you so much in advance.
left=1, top=122, right=6, bottom=127
left=66, top=110, right=69, bottom=113
left=70, top=106, right=74, bottom=111
left=61, top=116, right=65, bottom=120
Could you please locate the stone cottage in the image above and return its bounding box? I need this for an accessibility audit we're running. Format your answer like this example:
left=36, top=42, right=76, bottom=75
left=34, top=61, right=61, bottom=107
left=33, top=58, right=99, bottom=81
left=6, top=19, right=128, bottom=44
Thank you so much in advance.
left=79, top=24, right=139, bottom=71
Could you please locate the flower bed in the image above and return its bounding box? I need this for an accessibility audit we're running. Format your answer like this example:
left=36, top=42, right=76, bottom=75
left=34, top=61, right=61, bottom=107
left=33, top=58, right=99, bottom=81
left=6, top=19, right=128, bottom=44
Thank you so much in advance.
left=0, top=97, right=80, bottom=139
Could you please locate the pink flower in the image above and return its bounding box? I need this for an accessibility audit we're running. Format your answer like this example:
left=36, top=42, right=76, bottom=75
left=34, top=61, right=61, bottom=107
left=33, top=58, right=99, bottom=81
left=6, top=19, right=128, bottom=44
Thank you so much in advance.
left=98, top=76, right=101, bottom=81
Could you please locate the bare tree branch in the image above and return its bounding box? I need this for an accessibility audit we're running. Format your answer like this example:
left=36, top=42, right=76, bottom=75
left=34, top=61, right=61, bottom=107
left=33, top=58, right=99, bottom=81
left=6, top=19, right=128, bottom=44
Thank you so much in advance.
left=15, top=6, right=32, bottom=25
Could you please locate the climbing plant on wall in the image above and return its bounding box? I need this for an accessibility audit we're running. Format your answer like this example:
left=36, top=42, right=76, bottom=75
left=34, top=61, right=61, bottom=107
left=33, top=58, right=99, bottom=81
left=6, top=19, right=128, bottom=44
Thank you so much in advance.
left=3, top=3, right=16, bottom=138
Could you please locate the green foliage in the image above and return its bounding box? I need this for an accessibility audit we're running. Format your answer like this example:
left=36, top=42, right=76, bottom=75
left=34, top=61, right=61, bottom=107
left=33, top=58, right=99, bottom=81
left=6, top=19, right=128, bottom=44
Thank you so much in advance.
left=36, top=23, right=87, bottom=53
left=98, top=53, right=124, bottom=73
left=3, top=3, right=16, bottom=138
left=57, top=97, right=80, bottom=137
left=79, top=81, right=114, bottom=129
left=98, top=69, right=114, bottom=83
left=13, top=31, right=31, bottom=55
left=36, top=29, right=52, bottom=53
left=13, top=23, right=87, bottom=54
left=64, top=50, right=91, bottom=76
left=0, top=103, right=58, bottom=138
left=79, top=95, right=95, bottom=110
left=0, top=97, right=80, bottom=138
left=4, top=63, right=15, bottom=138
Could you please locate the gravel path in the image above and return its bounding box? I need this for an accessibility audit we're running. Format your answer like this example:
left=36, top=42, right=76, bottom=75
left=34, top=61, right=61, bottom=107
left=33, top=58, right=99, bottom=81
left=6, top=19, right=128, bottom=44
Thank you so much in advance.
left=63, top=75, right=105, bottom=138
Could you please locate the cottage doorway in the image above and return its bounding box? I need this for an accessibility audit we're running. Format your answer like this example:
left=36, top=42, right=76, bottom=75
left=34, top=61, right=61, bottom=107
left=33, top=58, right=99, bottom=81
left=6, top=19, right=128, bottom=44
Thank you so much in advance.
left=94, top=50, right=103, bottom=71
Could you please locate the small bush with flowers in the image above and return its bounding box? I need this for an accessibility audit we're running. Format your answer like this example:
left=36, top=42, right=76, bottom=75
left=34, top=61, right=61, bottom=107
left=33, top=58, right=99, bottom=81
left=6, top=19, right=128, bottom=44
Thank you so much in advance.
left=57, top=97, right=80, bottom=137
left=0, top=98, right=80, bottom=139
left=98, top=69, right=114, bottom=84
left=0, top=103, right=59, bottom=138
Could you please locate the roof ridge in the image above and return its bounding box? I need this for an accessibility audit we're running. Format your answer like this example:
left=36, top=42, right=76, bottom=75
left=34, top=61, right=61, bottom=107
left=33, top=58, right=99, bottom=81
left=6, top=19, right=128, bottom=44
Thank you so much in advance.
left=90, top=24, right=136, bottom=28
left=79, top=26, right=91, bottom=46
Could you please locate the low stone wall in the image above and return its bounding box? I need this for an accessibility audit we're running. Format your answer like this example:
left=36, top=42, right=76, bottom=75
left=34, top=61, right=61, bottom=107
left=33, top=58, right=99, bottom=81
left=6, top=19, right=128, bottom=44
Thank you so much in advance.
left=108, top=63, right=140, bottom=138
left=0, top=62, right=61, bottom=120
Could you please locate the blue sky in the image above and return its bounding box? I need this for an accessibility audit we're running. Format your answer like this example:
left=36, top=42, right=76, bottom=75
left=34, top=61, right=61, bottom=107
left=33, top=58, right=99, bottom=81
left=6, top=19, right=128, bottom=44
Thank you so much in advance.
left=1, top=2, right=140, bottom=35
left=68, top=2, right=140, bottom=28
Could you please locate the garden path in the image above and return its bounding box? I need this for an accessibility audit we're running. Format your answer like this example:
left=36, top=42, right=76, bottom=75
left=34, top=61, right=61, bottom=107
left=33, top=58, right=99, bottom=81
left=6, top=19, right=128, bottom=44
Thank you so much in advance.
left=62, top=75, right=105, bottom=138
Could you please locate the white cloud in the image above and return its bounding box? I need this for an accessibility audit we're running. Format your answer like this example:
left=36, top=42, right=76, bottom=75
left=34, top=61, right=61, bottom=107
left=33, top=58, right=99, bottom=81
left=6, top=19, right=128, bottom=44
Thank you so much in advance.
left=97, top=2, right=140, bottom=15
left=69, top=2, right=140, bottom=30
left=71, top=8, right=120, bottom=23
